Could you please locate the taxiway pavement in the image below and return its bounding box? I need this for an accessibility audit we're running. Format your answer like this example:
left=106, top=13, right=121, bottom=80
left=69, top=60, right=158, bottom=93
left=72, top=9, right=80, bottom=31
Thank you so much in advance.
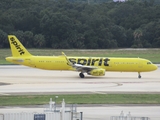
left=0, top=65, right=160, bottom=95
left=0, top=65, right=160, bottom=120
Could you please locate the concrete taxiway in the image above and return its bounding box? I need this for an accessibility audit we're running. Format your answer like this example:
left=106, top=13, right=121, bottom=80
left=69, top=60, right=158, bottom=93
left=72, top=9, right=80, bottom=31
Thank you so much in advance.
left=0, top=65, right=160, bottom=94
left=0, top=65, right=160, bottom=120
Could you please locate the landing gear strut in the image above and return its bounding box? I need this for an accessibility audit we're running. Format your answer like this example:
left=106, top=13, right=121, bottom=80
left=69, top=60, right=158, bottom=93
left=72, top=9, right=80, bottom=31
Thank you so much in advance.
left=138, top=72, right=141, bottom=79
left=79, top=73, right=85, bottom=78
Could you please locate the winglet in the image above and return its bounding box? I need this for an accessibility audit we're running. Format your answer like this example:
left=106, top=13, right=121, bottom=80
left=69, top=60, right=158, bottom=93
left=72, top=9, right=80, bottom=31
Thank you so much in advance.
left=62, top=52, right=73, bottom=66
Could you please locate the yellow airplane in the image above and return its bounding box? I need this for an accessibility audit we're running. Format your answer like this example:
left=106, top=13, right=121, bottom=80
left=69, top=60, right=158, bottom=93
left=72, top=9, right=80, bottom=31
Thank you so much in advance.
left=6, top=35, right=158, bottom=78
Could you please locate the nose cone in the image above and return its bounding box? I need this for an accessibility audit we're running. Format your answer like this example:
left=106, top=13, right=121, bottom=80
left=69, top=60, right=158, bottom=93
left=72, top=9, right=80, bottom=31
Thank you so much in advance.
left=153, top=64, right=158, bottom=71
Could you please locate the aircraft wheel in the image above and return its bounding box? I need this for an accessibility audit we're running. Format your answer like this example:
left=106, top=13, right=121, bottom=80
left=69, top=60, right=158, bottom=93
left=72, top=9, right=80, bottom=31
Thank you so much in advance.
left=79, top=73, right=85, bottom=78
left=138, top=73, right=141, bottom=79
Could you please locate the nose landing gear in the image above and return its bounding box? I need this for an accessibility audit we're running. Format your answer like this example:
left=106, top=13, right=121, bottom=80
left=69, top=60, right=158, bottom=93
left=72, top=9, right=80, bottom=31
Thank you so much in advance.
left=138, top=72, right=141, bottom=78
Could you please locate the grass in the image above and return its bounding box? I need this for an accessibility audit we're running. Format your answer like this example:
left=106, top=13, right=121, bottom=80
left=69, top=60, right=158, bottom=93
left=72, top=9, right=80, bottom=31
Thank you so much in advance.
left=0, top=94, right=160, bottom=106
left=1, top=49, right=160, bottom=64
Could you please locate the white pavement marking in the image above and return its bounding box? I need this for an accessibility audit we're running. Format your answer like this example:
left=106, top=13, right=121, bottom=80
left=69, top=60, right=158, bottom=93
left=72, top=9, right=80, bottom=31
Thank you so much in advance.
left=90, top=91, right=107, bottom=94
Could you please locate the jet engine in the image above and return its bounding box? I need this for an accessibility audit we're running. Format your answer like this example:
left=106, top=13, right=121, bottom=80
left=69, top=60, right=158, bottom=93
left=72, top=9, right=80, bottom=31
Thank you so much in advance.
left=88, top=68, right=105, bottom=76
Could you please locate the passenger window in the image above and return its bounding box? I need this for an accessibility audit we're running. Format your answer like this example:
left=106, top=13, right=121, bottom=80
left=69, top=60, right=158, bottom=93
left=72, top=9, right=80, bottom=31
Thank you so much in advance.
left=147, top=62, right=151, bottom=64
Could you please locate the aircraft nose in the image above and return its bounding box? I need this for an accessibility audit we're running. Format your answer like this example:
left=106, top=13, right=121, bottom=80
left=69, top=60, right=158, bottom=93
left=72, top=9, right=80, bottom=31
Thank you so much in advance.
left=153, top=64, right=158, bottom=70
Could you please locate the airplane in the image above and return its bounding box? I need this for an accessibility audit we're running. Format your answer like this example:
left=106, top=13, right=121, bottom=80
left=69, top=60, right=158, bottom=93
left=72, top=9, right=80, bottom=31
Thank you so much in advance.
left=6, top=35, right=158, bottom=78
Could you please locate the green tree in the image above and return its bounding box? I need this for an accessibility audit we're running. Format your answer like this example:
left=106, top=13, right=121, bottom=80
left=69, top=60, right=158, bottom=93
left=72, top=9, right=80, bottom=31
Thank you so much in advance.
left=0, top=29, right=7, bottom=48
left=133, top=29, right=143, bottom=48
left=0, top=0, right=160, bottom=48
left=33, top=34, right=46, bottom=48
left=110, top=25, right=127, bottom=47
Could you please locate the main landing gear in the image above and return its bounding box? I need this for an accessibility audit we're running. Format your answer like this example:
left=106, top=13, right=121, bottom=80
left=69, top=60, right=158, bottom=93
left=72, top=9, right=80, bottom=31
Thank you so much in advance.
left=138, top=72, right=141, bottom=79
left=79, top=72, right=85, bottom=78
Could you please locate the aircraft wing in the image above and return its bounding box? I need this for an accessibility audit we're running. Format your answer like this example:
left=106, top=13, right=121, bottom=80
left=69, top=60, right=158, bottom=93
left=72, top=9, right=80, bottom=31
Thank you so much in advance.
left=62, top=52, right=97, bottom=72
left=62, top=52, right=105, bottom=78
left=72, top=63, right=97, bottom=72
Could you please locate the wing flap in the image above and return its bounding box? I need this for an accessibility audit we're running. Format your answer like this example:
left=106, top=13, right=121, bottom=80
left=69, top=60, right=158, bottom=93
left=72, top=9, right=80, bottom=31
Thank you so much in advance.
left=73, top=64, right=97, bottom=72
left=62, top=52, right=98, bottom=72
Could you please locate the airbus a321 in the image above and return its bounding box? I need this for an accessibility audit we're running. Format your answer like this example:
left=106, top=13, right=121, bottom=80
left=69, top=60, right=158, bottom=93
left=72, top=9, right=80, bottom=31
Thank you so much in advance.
left=6, top=35, right=158, bottom=78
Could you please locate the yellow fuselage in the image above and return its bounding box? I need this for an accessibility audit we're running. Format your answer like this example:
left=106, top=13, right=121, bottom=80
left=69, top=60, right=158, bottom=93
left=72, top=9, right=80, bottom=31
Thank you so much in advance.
left=6, top=56, right=157, bottom=72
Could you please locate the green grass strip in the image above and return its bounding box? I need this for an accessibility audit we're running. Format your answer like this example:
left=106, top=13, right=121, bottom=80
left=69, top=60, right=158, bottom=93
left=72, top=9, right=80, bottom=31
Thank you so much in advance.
left=0, top=94, right=160, bottom=106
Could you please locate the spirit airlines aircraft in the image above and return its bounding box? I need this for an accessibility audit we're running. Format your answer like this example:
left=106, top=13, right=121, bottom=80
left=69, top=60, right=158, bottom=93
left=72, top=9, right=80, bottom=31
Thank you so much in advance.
left=6, top=35, right=157, bottom=78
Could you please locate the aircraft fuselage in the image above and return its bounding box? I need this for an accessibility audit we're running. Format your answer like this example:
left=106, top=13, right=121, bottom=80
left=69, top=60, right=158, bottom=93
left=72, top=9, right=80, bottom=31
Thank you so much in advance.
left=6, top=56, right=157, bottom=72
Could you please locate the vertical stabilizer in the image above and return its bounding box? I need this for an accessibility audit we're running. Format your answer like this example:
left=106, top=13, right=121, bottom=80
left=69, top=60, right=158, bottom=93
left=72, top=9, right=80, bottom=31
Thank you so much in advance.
left=8, top=35, right=32, bottom=57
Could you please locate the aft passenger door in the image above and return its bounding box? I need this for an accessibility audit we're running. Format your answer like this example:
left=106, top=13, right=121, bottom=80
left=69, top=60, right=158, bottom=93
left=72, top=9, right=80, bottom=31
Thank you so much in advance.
left=26, top=59, right=35, bottom=67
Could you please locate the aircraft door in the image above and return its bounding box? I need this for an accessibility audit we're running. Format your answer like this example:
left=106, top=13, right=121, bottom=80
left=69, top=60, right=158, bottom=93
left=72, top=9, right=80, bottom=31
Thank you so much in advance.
left=108, top=61, right=112, bottom=67
left=138, top=60, right=143, bottom=68
left=26, top=59, right=35, bottom=67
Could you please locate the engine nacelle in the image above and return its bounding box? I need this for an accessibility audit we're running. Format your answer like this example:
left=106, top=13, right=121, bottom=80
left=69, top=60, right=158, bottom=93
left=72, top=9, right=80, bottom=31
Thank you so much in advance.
left=88, top=69, right=105, bottom=76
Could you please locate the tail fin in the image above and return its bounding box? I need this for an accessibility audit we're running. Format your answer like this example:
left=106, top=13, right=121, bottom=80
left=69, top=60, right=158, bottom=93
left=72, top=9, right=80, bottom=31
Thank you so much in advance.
left=8, top=35, right=32, bottom=57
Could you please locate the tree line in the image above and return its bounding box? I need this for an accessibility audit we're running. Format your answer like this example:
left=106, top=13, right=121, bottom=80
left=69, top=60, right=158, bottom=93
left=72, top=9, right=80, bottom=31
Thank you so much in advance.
left=0, top=0, right=160, bottom=49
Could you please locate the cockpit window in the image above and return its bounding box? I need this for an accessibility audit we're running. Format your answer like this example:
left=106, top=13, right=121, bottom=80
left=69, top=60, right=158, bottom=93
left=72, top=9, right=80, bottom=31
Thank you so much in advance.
left=147, top=62, right=152, bottom=64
